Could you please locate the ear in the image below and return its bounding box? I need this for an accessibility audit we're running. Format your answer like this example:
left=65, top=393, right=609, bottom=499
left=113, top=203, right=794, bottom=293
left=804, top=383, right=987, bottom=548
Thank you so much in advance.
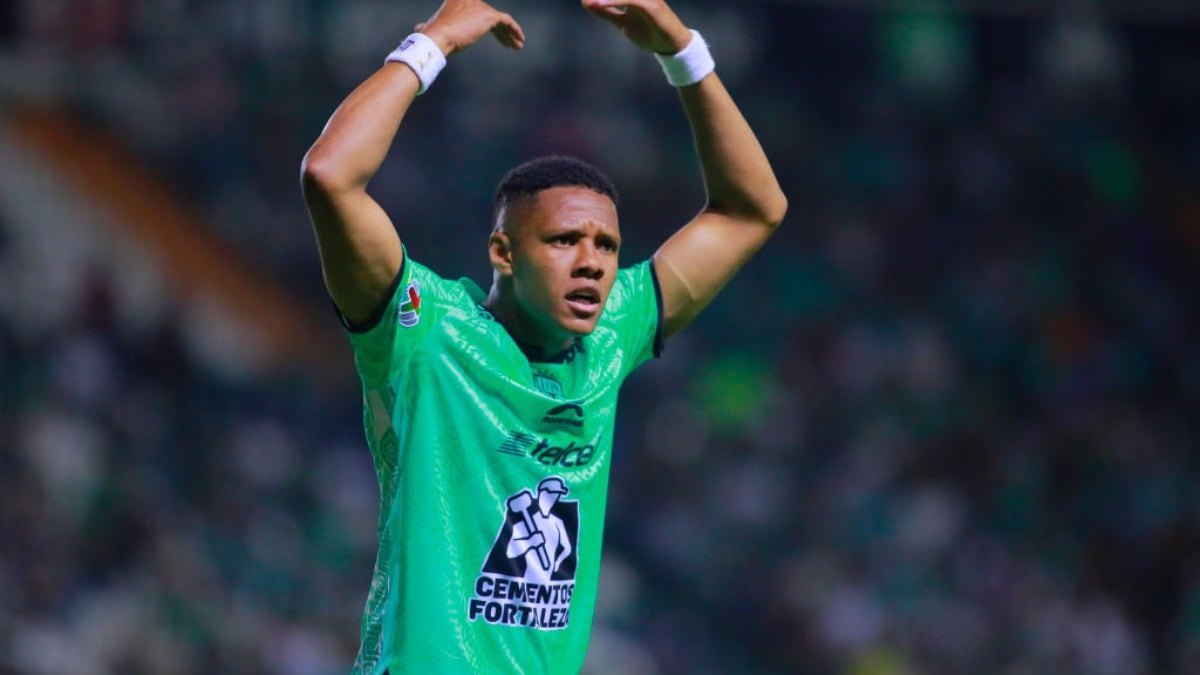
left=489, top=229, right=513, bottom=276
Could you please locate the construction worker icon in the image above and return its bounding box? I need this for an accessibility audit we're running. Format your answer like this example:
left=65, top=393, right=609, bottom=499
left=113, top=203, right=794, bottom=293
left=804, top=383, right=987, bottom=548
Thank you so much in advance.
left=503, top=477, right=575, bottom=583
left=470, top=477, right=581, bottom=630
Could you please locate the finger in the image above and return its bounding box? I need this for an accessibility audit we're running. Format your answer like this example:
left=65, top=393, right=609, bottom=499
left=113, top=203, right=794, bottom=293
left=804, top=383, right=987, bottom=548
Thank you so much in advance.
left=414, top=22, right=427, bottom=32
left=495, top=28, right=521, bottom=50
left=585, top=5, right=626, bottom=19
left=492, top=14, right=525, bottom=49
left=583, top=0, right=654, bottom=30
left=582, top=1, right=623, bottom=17
left=502, top=14, right=525, bottom=44
left=584, top=0, right=652, bottom=12
left=493, top=23, right=524, bottom=50
left=583, top=4, right=631, bottom=27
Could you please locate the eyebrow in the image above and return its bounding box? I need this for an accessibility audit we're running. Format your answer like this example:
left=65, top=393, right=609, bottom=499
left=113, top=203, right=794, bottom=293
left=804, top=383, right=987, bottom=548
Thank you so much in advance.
left=543, top=225, right=621, bottom=246
left=596, top=232, right=621, bottom=248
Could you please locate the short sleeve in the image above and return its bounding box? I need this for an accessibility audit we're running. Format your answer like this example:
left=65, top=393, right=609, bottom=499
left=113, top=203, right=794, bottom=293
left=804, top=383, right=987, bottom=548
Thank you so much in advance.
left=343, top=251, right=459, bottom=389
left=598, top=259, right=664, bottom=380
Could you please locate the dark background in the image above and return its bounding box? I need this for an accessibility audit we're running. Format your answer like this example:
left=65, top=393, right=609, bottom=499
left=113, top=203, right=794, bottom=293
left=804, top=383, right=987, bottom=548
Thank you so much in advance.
left=1, top=0, right=1197, bottom=672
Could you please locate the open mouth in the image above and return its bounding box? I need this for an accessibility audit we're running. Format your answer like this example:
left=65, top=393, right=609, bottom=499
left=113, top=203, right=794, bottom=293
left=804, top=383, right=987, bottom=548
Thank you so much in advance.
left=565, top=288, right=601, bottom=316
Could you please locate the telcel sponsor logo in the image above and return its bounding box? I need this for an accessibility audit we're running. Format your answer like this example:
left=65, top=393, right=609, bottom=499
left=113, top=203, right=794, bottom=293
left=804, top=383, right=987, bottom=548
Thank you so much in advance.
left=496, top=431, right=596, bottom=468
left=529, top=439, right=594, bottom=468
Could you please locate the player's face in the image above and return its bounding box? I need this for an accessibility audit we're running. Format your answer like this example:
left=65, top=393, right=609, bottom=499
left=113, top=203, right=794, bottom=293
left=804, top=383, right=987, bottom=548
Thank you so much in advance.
left=496, top=186, right=621, bottom=350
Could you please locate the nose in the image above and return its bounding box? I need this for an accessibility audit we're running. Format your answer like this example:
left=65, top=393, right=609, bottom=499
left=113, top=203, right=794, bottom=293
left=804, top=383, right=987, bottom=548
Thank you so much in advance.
left=572, top=240, right=603, bottom=280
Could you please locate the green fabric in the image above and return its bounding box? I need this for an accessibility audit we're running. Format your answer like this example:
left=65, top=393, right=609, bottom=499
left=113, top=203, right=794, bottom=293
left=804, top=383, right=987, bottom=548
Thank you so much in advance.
left=346, top=253, right=660, bottom=674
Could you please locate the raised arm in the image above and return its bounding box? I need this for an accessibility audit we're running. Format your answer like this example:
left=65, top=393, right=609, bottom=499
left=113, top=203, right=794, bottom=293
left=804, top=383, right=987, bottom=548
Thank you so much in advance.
left=583, top=0, right=787, bottom=338
left=301, top=1, right=524, bottom=326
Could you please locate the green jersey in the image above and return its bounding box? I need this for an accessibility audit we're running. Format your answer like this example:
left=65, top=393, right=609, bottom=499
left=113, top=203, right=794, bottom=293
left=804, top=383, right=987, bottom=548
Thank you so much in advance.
left=345, top=252, right=662, bottom=674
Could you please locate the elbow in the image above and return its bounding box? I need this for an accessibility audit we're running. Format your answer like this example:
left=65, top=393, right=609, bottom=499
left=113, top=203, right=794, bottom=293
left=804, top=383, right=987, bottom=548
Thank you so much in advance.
left=762, top=190, right=788, bottom=229
left=715, top=187, right=789, bottom=230
left=707, top=189, right=789, bottom=231
left=744, top=189, right=788, bottom=230
left=300, top=143, right=355, bottom=199
left=300, top=149, right=334, bottom=198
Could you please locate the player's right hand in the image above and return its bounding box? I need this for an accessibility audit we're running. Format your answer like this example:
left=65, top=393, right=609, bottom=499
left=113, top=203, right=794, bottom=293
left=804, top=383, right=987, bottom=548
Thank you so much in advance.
left=415, top=0, right=525, bottom=57
left=527, top=532, right=546, bottom=548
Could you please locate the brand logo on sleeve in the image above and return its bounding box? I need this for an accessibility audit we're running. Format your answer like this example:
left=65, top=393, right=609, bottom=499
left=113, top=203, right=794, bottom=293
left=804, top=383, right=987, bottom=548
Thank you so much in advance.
left=468, top=477, right=579, bottom=630
left=397, top=280, right=421, bottom=328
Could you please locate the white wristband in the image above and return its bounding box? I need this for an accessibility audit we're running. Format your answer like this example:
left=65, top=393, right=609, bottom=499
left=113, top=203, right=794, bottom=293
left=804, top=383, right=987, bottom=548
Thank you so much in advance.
left=385, top=33, right=447, bottom=95
left=654, top=30, right=715, bottom=87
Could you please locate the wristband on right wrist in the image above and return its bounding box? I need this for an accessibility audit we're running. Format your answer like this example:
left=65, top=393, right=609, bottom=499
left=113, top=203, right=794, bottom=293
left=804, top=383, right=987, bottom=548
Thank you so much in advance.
left=385, top=32, right=447, bottom=94
left=654, top=29, right=715, bottom=87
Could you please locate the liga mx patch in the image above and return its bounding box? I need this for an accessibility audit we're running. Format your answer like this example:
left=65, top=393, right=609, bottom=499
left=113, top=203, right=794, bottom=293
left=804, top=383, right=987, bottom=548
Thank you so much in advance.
left=398, top=280, right=421, bottom=327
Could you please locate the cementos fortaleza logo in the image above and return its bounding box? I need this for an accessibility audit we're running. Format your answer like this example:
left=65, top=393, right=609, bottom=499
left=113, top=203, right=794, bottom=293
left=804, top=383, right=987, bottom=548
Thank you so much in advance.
left=469, top=477, right=579, bottom=630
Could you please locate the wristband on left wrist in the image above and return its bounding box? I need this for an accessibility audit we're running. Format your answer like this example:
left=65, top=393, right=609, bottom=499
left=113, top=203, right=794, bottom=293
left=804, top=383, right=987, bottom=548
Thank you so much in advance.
left=385, top=32, right=447, bottom=95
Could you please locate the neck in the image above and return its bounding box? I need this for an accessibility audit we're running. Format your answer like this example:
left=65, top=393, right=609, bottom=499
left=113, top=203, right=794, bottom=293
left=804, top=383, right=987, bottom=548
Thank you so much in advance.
left=484, top=285, right=576, bottom=358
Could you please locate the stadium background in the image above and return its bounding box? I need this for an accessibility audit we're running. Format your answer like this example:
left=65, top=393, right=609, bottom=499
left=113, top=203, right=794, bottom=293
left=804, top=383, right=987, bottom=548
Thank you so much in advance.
left=1, top=0, right=1197, bottom=672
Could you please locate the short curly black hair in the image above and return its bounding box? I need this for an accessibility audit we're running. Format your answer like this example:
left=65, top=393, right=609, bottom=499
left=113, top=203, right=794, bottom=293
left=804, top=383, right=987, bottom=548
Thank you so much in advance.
left=493, top=156, right=619, bottom=225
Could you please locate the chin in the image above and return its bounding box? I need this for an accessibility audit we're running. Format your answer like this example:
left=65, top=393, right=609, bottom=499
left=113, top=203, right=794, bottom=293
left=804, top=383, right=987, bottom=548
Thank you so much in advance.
left=562, top=316, right=600, bottom=337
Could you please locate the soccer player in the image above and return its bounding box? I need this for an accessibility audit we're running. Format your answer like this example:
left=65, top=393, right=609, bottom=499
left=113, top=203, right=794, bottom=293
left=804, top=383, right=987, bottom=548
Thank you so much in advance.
left=300, top=0, right=786, bottom=672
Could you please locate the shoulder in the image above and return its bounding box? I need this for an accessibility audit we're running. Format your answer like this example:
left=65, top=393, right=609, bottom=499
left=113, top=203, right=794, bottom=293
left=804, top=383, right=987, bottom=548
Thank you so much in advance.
left=404, top=258, right=480, bottom=315
left=589, top=259, right=665, bottom=362
left=604, top=260, right=658, bottom=313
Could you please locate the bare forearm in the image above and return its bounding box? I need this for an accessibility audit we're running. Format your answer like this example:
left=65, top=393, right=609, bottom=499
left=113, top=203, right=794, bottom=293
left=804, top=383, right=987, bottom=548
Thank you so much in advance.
left=679, top=74, right=787, bottom=227
left=303, top=0, right=523, bottom=194
left=302, top=64, right=421, bottom=193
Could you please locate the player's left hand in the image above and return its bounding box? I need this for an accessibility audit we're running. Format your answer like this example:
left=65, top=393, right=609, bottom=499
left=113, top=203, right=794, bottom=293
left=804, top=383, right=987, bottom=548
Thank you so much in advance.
left=581, top=0, right=692, bottom=55
left=415, top=0, right=525, bottom=57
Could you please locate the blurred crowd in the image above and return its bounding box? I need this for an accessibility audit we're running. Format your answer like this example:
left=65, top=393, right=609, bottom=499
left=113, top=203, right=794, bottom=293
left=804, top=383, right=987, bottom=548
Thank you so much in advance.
left=1, top=0, right=1198, bottom=673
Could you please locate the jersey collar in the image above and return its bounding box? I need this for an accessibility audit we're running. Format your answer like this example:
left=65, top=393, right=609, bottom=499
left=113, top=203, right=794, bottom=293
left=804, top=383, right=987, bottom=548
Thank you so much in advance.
left=458, top=277, right=583, bottom=364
